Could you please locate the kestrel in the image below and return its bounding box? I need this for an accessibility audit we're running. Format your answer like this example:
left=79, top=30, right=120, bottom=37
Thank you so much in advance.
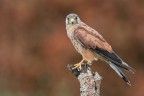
left=66, top=13, right=135, bottom=85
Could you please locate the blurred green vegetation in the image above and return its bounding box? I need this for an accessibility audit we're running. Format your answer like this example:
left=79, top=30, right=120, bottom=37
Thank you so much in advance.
left=0, top=0, right=144, bottom=96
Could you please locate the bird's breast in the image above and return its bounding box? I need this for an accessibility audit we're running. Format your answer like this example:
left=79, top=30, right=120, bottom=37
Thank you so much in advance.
left=67, top=28, right=97, bottom=63
left=71, top=38, right=82, bottom=53
left=82, top=48, right=97, bottom=63
left=71, top=38, right=96, bottom=62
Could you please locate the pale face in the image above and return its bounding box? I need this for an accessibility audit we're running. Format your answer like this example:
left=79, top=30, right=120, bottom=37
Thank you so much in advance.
left=66, top=13, right=81, bottom=26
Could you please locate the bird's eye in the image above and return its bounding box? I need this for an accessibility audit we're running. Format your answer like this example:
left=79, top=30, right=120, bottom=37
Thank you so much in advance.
left=67, top=17, right=69, bottom=20
left=75, top=17, right=77, bottom=20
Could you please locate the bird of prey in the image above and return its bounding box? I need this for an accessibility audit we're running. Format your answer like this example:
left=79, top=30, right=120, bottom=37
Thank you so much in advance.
left=65, top=13, right=135, bottom=85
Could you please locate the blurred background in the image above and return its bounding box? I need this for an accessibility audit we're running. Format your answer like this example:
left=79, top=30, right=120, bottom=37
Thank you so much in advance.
left=0, top=0, right=144, bottom=96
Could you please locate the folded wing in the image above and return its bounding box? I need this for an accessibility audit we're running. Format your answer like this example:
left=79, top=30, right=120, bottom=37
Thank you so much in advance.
left=73, top=23, right=135, bottom=85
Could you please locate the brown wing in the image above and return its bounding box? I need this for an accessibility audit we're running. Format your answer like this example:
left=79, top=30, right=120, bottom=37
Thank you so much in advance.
left=74, top=22, right=112, bottom=52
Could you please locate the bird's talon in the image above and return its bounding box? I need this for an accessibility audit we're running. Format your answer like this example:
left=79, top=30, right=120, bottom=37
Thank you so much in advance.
left=72, top=63, right=82, bottom=70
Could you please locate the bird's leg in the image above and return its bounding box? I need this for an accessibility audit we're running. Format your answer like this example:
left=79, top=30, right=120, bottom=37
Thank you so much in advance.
left=72, top=59, right=85, bottom=70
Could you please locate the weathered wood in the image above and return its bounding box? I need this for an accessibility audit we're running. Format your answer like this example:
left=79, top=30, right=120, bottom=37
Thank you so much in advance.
left=67, top=64, right=102, bottom=96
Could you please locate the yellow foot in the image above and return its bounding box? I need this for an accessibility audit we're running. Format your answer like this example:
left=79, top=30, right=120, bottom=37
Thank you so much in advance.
left=72, top=59, right=85, bottom=70
left=72, top=63, right=83, bottom=70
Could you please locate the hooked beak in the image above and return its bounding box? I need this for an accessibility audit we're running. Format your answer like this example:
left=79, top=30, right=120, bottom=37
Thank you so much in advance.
left=69, top=18, right=75, bottom=24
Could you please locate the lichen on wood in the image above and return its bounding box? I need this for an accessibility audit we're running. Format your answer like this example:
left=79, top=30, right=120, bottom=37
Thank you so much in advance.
left=67, top=64, right=102, bottom=96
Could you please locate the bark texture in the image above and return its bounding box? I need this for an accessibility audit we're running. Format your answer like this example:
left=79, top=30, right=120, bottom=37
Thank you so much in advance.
left=67, top=64, right=102, bottom=96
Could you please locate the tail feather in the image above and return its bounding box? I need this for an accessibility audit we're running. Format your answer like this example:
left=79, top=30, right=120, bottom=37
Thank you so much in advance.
left=110, top=58, right=135, bottom=74
left=93, top=47, right=135, bottom=73
left=91, top=47, right=135, bottom=85
left=109, top=62, right=131, bottom=86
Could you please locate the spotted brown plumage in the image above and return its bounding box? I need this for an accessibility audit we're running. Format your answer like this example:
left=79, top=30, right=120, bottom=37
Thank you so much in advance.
left=66, top=13, right=135, bottom=85
left=74, top=23, right=112, bottom=52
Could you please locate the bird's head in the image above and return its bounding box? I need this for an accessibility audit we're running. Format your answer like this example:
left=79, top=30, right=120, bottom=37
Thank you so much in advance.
left=66, top=13, right=81, bottom=26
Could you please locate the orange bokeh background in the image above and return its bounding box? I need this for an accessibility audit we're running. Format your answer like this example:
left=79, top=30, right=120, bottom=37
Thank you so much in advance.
left=0, top=0, right=144, bottom=96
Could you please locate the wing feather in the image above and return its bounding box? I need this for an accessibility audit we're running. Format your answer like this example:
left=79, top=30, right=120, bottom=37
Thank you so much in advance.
left=71, top=21, right=135, bottom=85
left=73, top=22, right=135, bottom=74
left=74, top=22, right=112, bottom=52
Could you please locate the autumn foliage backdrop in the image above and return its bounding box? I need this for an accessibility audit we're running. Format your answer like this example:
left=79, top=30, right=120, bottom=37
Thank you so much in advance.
left=0, top=0, right=144, bottom=96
